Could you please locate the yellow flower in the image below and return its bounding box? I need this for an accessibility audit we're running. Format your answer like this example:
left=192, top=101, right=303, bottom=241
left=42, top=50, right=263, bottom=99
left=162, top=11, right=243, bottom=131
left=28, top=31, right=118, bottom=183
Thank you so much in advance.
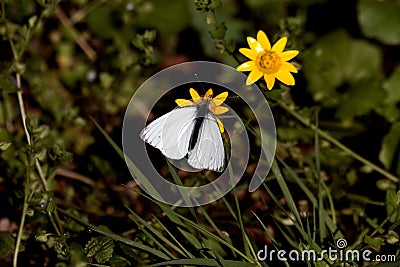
left=175, top=88, right=229, bottom=133
left=236, top=30, right=299, bottom=90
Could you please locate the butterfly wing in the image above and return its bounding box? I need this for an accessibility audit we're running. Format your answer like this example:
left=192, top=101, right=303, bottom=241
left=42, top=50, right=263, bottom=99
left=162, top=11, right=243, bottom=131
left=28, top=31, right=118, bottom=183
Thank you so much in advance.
left=187, top=111, right=225, bottom=172
left=140, top=107, right=197, bottom=160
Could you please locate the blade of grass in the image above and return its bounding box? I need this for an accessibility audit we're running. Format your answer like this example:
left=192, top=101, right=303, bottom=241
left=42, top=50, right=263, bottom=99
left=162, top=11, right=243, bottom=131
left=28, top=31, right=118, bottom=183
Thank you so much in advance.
left=174, top=212, right=255, bottom=263
left=246, top=124, right=304, bottom=232
left=263, top=183, right=326, bottom=254
left=166, top=160, right=197, bottom=218
left=196, top=205, right=227, bottom=241
left=152, top=216, right=196, bottom=258
left=204, top=163, right=254, bottom=259
left=229, top=164, right=256, bottom=259
left=195, top=204, right=240, bottom=257
left=314, top=111, right=327, bottom=243
left=125, top=207, right=183, bottom=258
left=276, top=156, right=339, bottom=236
left=252, top=212, right=292, bottom=267
left=270, top=160, right=303, bottom=229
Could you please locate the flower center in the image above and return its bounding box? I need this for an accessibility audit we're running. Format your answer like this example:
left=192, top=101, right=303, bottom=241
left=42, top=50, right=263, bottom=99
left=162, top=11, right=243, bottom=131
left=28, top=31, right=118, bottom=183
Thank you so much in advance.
left=256, top=51, right=281, bottom=74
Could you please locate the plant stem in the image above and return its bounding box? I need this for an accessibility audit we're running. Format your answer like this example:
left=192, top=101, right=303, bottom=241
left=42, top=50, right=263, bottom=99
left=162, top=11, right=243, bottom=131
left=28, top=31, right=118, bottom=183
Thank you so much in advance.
left=13, top=205, right=28, bottom=267
left=55, top=6, right=97, bottom=61
left=13, top=168, right=30, bottom=267
left=276, top=100, right=399, bottom=183
left=16, top=74, right=50, bottom=192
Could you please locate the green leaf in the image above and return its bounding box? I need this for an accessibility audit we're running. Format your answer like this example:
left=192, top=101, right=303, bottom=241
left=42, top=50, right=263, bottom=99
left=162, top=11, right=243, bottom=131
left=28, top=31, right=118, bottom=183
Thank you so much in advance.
left=136, top=0, right=190, bottom=38
left=143, top=29, right=157, bottom=43
left=84, top=236, right=114, bottom=264
left=209, top=22, right=227, bottom=39
left=385, top=230, right=399, bottom=245
left=0, top=142, right=11, bottom=151
left=384, top=66, right=400, bottom=105
left=379, top=122, right=400, bottom=174
left=358, top=0, right=400, bottom=45
left=208, top=0, right=222, bottom=10
left=99, top=72, right=114, bottom=90
left=0, top=232, right=15, bottom=258
left=48, top=145, right=73, bottom=163
left=109, top=255, right=131, bottom=266
left=376, top=179, right=397, bottom=191
left=69, top=243, right=88, bottom=267
left=0, top=75, right=18, bottom=92
left=86, top=4, right=118, bottom=39
left=36, top=0, right=46, bottom=7
left=364, top=235, right=385, bottom=251
left=386, top=189, right=400, bottom=222
left=303, top=30, right=382, bottom=107
left=335, top=78, right=386, bottom=120
left=43, top=5, right=56, bottom=17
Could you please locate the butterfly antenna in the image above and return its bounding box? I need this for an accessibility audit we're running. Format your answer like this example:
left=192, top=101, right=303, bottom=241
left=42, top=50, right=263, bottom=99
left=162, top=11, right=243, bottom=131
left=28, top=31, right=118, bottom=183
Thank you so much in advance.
left=194, top=73, right=206, bottom=95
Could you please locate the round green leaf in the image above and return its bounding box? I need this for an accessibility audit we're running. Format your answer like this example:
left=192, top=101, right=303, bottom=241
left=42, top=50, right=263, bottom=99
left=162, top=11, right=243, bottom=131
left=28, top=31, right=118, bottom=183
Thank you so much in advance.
left=335, top=78, right=386, bottom=120
left=0, top=75, right=18, bottom=92
left=384, top=66, right=400, bottom=104
left=303, top=30, right=382, bottom=107
left=379, top=122, right=400, bottom=174
left=358, top=0, right=400, bottom=45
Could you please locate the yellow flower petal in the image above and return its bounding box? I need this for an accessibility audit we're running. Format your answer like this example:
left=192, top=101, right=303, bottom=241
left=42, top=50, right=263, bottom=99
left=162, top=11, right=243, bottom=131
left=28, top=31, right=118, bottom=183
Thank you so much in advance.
left=246, top=70, right=263, bottom=85
left=216, top=117, right=224, bottom=133
left=239, top=48, right=257, bottom=61
left=264, top=74, right=276, bottom=90
left=247, top=36, right=258, bottom=50
left=257, top=30, right=271, bottom=51
left=204, top=88, right=213, bottom=99
left=213, top=92, right=228, bottom=106
left=275, top=70, right=295, bottom=85
left=280, top=61, right=298, bottom=73
left=213, top=106, right=229, bottom=115
left=247, top=37, right=263, bottom=53
left=175, top=88, right=228, bottom=133
left=175, top=99, right=193, bottom=107
left=189, top=88, right=201, bottom=103
left=236, top=61, right=256, bottom=72
left=271, top=37, right=287, bottom=53
left=281, top=50, right=299, bottom=61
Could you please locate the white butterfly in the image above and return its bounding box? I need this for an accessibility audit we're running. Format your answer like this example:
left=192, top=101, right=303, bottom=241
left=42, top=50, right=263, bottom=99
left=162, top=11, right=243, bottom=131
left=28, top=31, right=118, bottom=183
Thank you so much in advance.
left=140, top=88, right=229, bottom=172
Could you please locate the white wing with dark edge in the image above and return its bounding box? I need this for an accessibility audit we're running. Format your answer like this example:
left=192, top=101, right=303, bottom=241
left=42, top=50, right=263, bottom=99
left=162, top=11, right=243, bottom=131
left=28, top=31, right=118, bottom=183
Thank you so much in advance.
left=187, top=112, right=225, bottom=172
left=140, top=107, right=197, bottom=160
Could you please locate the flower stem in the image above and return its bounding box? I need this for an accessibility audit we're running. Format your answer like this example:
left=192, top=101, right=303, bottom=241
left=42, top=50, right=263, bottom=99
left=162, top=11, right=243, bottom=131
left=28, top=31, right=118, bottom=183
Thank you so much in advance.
left=13, top=168, right=30, bottom=267
left=16, top=72, right=50, bottom=192
left=13, top=205, right=28, bottom=267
